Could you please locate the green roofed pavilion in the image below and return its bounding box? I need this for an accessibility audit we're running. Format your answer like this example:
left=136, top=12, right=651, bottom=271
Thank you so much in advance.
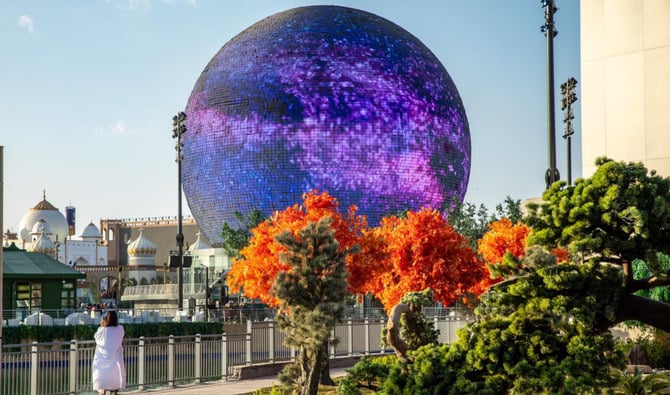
left=3, top=245, right=84, bottom=318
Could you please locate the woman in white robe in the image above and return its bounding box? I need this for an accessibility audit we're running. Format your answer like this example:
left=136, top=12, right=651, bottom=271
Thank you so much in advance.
left=92, top=310, right=125, bottom=394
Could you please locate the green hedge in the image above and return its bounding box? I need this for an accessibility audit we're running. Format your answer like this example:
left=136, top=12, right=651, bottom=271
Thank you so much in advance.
left=3, top=322, right=225, bottom=345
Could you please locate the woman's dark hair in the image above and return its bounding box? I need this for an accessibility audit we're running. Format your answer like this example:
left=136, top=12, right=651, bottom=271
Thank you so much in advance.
left=105, top=310, right=119, bottom=327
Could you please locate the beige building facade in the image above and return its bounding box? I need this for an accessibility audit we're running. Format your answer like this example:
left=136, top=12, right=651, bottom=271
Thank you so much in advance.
left=580, top=0, right=670, bottom=177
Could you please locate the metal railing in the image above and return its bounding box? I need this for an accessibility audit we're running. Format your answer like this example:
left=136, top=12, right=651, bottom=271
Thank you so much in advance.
left=1, top=316, right=471, bottom=395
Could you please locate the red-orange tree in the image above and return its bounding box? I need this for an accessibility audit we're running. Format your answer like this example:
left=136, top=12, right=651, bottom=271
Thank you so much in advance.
left=226, top=190, right=368, bottom=307
left=358, top=208, right=488, bottom=312
left=478, top=218, right=567, bottom=279
left=477, top=218, right=530, bottom=264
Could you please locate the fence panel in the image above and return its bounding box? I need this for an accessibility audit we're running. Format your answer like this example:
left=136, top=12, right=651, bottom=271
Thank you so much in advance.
left=124, top=338, right=140, bottom=389
left=75, top=341, right=95, bottom=393
left=174, top=335, right=196, bottom=384
left=143, top=336, right=170, bottom=387
left=224, top=332, right=247, bottom=376
left=2, top=346, right=30, bottom=395
left=251, top=321, right=270, bottom=363
left=200, top=334, right=222, bottom=381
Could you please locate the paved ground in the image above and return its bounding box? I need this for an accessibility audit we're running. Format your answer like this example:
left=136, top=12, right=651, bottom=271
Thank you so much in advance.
left=134, top=367, right=348, bottom=395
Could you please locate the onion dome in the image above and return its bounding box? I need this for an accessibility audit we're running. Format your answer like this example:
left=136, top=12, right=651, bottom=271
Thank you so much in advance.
left=31, top=219, right=52, bottom=238
left=81, top=222, right=101, bottom=240
left=188, top=232, right=212, bottom=253
left=30, top=230, right=57, bottom=256
left=19, top=191, right=68, bottom=243
left=127, top=228, right=157, bottom=257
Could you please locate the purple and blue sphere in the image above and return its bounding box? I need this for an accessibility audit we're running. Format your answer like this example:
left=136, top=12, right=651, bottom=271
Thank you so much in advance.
left=183, top=5, right=471, bottom=246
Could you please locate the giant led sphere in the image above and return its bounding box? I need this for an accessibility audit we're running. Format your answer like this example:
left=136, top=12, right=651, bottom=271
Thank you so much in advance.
left=184, top=5, right=470, bottom=246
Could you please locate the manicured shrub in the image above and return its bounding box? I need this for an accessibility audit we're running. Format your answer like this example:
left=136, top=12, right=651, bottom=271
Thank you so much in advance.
left=3, top=322, right=224, bottom=345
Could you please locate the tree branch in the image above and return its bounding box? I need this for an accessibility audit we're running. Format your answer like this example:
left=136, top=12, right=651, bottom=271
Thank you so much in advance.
left=612, top=294, right=670, bottom=333
left=626, top=274, right=670, bottom=293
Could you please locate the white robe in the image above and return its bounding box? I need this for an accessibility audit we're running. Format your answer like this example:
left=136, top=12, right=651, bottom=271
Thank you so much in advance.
left=92, top=325, right=126, bottom=391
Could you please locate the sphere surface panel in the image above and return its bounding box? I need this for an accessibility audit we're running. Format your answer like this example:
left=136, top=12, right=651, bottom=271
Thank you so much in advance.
left=184, top=6, right=470, bottom=245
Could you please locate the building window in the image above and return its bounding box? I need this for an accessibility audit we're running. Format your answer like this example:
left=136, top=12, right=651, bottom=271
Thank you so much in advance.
left=61, top=282, right=75, bottom=309
left=15, top=282, right=42, bottom=311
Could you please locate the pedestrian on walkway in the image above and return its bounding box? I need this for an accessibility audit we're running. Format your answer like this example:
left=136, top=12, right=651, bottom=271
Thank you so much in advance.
left=92, top=310, right=126, bottom=395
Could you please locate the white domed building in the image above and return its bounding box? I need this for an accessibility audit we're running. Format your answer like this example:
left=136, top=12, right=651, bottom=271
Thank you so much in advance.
left=127, top=229, right=157, bottom=285
left=58, top=222, right=108, bottom=267
left=14, top=192, right=108, bottom=268
left=19, top=192, right=68, bottom=248
left=187, top=231, right=231, bottom=284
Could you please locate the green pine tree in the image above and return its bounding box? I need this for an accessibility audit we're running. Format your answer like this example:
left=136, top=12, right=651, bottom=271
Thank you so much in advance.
left=220, top=209, right=265, bottom=259
left=273, top=217, right=355, bottom=395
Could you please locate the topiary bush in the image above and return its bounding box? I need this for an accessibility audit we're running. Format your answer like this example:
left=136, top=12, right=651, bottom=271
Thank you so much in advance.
left=3, top=321, right=224, bottom=346
left=379, top=251, right=629, bottom=394
left=337, top=355, right=394, bottom=394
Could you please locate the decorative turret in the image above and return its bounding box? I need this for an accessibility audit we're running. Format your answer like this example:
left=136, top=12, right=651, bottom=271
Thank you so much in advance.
left=30, top=230, right=57, bottom=257
left=127, top=229, right=157, bottom=257
left=126, top=228, right=157, bottom=285
left=31, top=219, right=52, bottom=241
left=81, top=222, right=101, bottom=241
left=188, top=232, right=212, bottom=253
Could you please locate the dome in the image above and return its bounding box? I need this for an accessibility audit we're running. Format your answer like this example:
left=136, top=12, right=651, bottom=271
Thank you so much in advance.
left=127, top=229, right=157, bottom=257
left=188, top=232, right=212, bottom=253
left=19, top=192, right=69, bottom=243
left=30, top=231, right=57, bottom=256
left=81, top=222, right=100, bottom=240
left=31, top=219, right=52, bottom=237
left=183, top=5, right=470, bottom=246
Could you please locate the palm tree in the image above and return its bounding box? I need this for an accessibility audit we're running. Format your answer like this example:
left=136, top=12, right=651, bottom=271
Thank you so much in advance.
left=612, top=368, right=670, bottom=394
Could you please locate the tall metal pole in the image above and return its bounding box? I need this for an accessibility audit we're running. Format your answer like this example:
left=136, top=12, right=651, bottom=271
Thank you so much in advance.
left=542, top=0, right=560, bottom=189
left=0, top=146, right=5, bottom=378
left=172, top=112, right=187, bottom=311
left=561, top=77, right=578, bottom=185
left=204, top=265, right=211, bottom=320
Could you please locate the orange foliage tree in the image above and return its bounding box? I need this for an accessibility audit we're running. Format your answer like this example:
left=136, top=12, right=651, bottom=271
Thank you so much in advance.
left=226, top=190, right=368, bottom=307
left=478, top=218, right=567, bottom=279
left=358, top=208, right=488, bottom=312
left=477, top=218, right=530, bottom=264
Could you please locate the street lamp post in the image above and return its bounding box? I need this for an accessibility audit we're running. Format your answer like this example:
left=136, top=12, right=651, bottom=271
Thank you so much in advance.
left=201, top=265, right=210, bottom=310
left=172, top=111, right=187, bottom=311
left=117, top=266, right=123, bottom=307
left=541, top=0, right=560, bottom=189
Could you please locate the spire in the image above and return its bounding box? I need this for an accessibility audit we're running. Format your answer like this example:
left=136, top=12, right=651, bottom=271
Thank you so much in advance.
left=32, top=191, right=58, bottom=211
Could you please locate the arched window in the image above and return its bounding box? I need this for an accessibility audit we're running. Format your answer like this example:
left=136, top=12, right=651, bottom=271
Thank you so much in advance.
left=75, top=257, right=89, bottom=266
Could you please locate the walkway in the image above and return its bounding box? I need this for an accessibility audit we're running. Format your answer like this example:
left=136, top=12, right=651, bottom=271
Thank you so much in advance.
left=138, top=368, right=348, bottom=395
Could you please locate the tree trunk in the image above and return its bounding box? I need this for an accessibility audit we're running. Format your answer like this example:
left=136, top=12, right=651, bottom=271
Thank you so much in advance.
left=301, top=344, right=326, bottom=395
left=612, top=294, right=670, bottom=333
left=319, top=342, right=335, bottom=386
left=387, top=303, right=410, bottom=360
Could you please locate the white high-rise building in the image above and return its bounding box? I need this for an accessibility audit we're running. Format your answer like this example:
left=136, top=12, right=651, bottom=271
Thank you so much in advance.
left=581, top=0, right=670, bottom=177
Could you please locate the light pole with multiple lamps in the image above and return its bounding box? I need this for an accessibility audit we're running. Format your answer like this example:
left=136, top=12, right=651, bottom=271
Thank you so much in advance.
left=561, top=77, right=578, bottom=186
left=172, top=111, right=187, bottom=311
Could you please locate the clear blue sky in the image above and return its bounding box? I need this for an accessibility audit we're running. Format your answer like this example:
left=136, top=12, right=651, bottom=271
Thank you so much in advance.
left=1, top=0, right=580, bottom=235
